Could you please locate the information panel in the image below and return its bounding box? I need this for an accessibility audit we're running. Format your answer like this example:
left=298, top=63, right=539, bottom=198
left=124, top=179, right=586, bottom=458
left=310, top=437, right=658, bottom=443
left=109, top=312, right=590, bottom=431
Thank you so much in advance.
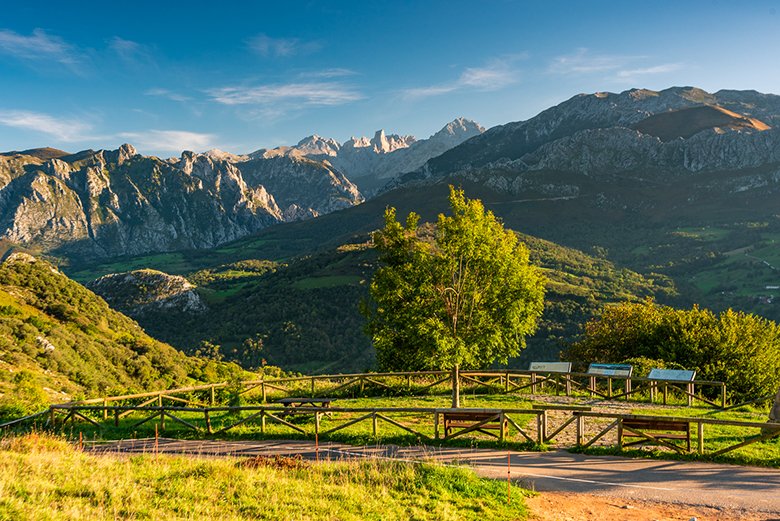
left=529, top=362, right=572, bottom=373
left=587, top=363, right=633, bottom=378
left=647, top=368, right=696, bottom=381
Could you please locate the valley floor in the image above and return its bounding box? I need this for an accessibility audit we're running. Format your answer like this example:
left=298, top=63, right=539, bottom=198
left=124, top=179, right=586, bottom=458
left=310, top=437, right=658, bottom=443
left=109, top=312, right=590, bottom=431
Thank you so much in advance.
left=88, top=438, right=780, bottom=519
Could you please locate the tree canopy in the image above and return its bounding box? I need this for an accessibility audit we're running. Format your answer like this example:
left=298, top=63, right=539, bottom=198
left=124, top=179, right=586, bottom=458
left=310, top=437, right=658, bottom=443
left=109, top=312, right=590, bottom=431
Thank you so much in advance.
left=364, top=187, right=546, bottom=377
left=568, top=299, right=780, bottom=401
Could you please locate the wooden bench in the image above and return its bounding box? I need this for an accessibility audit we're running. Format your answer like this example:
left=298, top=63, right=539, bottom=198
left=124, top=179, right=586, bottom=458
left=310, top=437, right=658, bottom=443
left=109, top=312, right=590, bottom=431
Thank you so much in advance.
left=442, top=411, right=508, bottom=440
left=619, top=418, right=691, bottom=452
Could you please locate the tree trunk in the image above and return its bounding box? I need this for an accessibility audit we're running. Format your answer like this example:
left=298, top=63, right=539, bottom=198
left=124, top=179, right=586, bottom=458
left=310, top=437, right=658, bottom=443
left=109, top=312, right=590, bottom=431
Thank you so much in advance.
left=451, top=364, right=460, bottom=408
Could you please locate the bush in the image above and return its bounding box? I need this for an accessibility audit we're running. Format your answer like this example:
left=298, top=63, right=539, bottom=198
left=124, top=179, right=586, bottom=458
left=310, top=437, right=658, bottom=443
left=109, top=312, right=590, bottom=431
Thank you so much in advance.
left=568, top=300, right=780, bottom=402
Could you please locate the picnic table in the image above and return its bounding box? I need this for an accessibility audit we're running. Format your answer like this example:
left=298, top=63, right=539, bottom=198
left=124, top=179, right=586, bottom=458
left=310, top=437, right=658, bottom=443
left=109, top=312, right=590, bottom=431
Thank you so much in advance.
left=275, top=397, right=334, bottom=416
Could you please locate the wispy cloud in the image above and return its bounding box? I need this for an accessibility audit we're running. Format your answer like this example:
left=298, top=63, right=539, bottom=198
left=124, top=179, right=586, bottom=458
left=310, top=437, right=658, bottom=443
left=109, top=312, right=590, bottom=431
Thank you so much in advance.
left=616, top=63, right=683, bottom=80
left=208, top=82, right=363, bottom=107
left=549, top=48, right=682, bottom=82
left=402, top=57, right=521, bottom=100
left=145, top=87, right=191, bottom=103
left=117, top=130, right=216, bottom=153
left=0, top=110, right=93, bottom=141
left=109, top=36, right=156, bottom=69
left=0, top=28, right=86, bottom=73
left=548, top=48, right=630, bottom=75
left=299, top=68, right=357, bottom=79
left=246, top=34, right=321, bottom=58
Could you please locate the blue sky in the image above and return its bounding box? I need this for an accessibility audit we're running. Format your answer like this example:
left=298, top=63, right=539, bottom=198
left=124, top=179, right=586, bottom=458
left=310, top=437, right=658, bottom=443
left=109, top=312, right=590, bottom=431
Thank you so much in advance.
left=1, top=0, right=779, bottom=157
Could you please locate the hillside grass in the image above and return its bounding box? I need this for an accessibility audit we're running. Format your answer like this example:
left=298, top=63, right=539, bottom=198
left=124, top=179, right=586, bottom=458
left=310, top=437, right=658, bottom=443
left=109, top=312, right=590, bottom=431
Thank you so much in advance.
left=0, top=432, right=529, bottom=521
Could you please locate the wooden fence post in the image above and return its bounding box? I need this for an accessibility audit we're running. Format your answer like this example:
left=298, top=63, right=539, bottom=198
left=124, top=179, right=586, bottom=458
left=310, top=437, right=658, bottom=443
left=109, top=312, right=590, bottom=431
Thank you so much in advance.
left=204, top=410, right=212, bottom=434
left=434, top=412, right=439, bottom=440
left=617, top=418, right=623, bottom=449
left=531, top=373, right=537, bottom=394
left=576, top=414, right=584, bottom=446
left=210, top=385, right=215, bottom=405
left=697, top=421, right=704, bottom=454
left=372, top=412, right=378, bottom=438
left=688, top=383, right=694, bottom=406
left=311, top=377, right=316, bottom=397
left=721, top=383, right=727, bottom=408
left=103, top=398, right=108, bottom=421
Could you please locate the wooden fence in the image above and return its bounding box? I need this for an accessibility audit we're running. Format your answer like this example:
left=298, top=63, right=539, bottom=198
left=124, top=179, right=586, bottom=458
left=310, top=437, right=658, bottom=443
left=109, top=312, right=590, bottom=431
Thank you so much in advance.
left=48, top=369, right=727, bottom=415
left=4, top=400, right=778, bottom=459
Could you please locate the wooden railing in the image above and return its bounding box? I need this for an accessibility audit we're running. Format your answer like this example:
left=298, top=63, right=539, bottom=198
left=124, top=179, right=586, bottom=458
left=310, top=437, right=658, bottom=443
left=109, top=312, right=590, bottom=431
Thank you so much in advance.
left=56, top=370, right=726, bottom=410
left=573, top=411, right=780, bottom=456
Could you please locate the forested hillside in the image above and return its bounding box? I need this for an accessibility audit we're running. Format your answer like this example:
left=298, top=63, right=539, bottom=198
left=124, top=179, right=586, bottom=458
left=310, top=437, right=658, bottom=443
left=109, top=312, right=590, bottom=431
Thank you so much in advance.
left=0, top=253, right=240, bottom=415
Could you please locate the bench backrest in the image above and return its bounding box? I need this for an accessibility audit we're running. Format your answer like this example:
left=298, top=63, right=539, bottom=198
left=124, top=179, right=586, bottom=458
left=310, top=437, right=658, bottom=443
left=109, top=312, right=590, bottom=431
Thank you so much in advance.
left=529, top=361, right=571, bottom=373
left=587, top=363, right=633, bottom=378
left=647, top=368, right=696, bottom=381
left=443, top=412, right=501, bottom=421
left=623, top=418, right=689, bottom=431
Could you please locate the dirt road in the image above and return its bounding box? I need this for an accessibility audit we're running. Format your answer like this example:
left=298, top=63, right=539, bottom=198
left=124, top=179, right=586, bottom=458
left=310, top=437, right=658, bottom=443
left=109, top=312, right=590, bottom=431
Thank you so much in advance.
left=88, top=438, right=780, bottom=519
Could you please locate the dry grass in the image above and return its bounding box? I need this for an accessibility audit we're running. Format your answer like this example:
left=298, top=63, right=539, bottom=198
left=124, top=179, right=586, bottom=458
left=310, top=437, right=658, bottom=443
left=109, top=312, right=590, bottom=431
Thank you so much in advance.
left=0, top=432, right=529, bottom=520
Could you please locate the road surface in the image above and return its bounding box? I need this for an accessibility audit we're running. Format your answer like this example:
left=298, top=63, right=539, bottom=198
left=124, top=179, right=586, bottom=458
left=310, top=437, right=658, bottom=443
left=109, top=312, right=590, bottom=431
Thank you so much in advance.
left=88, top=438, right=780, bottom=516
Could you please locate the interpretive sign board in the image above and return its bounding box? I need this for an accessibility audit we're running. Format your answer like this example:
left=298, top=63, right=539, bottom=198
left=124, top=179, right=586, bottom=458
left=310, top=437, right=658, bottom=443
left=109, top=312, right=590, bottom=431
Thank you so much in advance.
left=647, top=368, right=696, bottom=381
left=587, top=363, right=633, bottom=378
left=529, top=362, right=571, bottom=373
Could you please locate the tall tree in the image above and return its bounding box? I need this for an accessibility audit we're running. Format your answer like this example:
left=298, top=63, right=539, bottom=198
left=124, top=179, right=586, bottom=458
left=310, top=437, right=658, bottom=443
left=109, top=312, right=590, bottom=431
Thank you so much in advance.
left=364, top=186, right=546, bottom=406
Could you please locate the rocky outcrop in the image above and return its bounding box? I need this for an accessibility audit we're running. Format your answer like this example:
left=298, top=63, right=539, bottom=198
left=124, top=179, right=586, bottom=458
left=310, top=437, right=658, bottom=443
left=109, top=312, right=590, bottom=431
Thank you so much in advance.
left=87, top=269, right=206, bottom=316
left=0, top=145, right=363, bottom=259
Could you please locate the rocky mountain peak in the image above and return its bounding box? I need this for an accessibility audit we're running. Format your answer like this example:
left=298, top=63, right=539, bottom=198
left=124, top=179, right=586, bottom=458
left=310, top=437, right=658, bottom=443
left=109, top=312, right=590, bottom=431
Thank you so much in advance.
left=430, top=118, right=485, bottom=147
left=103, top=143, right=137, bottom=166
left=295, top=135, right=340, bottom=156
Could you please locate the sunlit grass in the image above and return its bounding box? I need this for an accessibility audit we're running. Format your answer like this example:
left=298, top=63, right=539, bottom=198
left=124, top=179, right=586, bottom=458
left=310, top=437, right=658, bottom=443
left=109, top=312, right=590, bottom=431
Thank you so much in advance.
left=0, top=432, right=530, bottom=520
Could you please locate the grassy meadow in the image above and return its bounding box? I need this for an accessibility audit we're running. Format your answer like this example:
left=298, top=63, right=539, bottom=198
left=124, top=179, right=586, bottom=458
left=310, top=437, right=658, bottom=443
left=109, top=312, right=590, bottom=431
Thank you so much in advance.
left=0, top=433, right=529, bottom=521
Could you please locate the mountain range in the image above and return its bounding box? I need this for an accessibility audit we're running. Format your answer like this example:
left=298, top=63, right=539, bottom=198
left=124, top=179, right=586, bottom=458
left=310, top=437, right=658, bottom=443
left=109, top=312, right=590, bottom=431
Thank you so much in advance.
left=4, top=85, right=780, bottom=374
left=0, top=118, right=482, bottom=261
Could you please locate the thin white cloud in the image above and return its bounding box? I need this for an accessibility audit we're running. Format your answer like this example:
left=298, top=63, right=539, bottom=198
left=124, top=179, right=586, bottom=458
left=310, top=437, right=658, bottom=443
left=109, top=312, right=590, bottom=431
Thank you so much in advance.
left=208, top=82, right=363, bottom=107
left=117, top=130, right=217, bottom=153
left=548, top=48, right=630, bottom=75
left=549, top=49, right=682, bottom=82
left=299, top=68, right=357, bottom=79
left=617, top=63, right=683, bottom=79
left=0, top=110, right=93, bottom=142
left=0, top=28, right=85, bottom=72
left=109, top=36, right=156, bottom=69
left=145, top=87, right=191, bottom=103
left=402, top=58, right=520, bottom=100
left=247, top=34, right=321, bottom=57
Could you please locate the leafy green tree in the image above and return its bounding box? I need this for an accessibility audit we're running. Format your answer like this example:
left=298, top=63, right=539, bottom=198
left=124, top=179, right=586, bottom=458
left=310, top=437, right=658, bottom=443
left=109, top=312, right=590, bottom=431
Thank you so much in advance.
left=364, top=186, right=546, bottom=406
